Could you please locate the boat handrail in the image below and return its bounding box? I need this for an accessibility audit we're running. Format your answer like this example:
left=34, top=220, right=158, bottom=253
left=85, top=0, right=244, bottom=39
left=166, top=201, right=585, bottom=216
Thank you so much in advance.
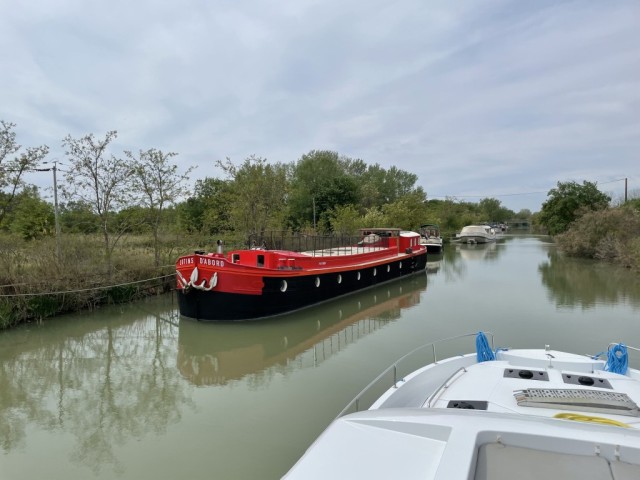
left=336, top=331, right=494, bottom=418
left=608, top=343, right=640, bottom=354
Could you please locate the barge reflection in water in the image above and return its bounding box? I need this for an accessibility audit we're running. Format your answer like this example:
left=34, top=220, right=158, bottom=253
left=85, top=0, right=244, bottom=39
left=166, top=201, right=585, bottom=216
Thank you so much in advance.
left=176, top=272, right=429, bottom=386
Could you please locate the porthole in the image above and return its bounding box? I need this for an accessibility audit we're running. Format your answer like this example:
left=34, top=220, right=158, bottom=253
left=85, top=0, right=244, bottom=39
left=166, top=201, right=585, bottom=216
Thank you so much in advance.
left=280, top=280, right=288, bottom=292
left=373, top=268, right=377, bottom=276
left=315, top=277, right=321, bottom=287
left=399, top=262, right=403, bottom=269
left=386, top=265, right=390, bottom=273
left=357, top=271, right=361, bottom=281
left=337, top=274, right=342, bottom=284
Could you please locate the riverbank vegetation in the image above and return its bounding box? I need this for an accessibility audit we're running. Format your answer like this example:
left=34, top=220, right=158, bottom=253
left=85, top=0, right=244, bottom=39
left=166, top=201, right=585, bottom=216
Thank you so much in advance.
left=13, top=120, right=636, bottom=329
left=1, top=122, right=527, bottom=328
left=534, top=181, right=640, bottom=271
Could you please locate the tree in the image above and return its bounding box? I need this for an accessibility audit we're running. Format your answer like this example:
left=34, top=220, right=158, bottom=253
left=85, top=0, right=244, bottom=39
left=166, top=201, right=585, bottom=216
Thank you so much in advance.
left=315, top=176, right=360, bottom=232
left=382, top=190, right=428, bottom=230
left=62, top=131, right=134, bottom=277
left=359, top=164, right=419, bottom=207
left=537, top=181, right=611, bottom=235
left=2, top=187, right=54, bottom=240
left=217, top=156, right=288, bottom=237
left=327, top=204, right=361, bottom=235
left=288, top=150, right=349, bottom=229
left=128, top=149, right=194, bottom=266
left=59, top=201, right=100, bottom=233
left=0, top=121, right=49, bottom=224
left=179, top=177, right=235, bottom=235
left=478, top=198, right=501, bottom=222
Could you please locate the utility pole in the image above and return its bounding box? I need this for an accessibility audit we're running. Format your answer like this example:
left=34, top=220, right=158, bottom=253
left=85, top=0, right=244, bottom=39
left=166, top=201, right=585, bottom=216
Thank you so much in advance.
left=52, top=161, right=61, bottom=262
left=625, top=177, right=628, bottom=203
left=312, top=196, right=316, bottom=232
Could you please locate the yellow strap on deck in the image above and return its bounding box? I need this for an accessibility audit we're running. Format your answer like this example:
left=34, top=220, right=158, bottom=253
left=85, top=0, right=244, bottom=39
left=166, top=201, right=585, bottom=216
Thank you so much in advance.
left=553, top=412, right=630, bottom=428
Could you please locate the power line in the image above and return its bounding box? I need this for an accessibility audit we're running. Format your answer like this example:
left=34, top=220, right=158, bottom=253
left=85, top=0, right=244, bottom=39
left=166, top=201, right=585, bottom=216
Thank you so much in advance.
left=429, top=178, right=629, bottom=200
left=430, top=191, right=546, bottom=199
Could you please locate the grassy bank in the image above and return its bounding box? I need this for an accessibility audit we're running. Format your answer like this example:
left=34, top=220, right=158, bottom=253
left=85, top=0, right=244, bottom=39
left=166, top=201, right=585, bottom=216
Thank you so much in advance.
left=0, top=233, right=215, bottom=329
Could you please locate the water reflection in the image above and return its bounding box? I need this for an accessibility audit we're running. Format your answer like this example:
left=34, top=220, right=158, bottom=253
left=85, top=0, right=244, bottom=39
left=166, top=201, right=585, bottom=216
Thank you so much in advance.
left=0, top=304, right=192, bottom=475
left=539, top=250, right=640, bottom=309
left=455, top=241, right=502, bottom=262
left=177, top=273, right=429, bottom=386
left=426, top=252, right=443, bottom=275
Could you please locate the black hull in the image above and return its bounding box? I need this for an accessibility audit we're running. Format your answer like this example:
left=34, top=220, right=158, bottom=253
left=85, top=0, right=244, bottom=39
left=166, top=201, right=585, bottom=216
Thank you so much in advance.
left=178, top=252, right=427, bottom=321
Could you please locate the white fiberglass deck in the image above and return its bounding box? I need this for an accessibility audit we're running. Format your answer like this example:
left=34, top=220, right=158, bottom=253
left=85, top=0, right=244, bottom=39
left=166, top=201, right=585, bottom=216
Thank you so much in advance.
left=284, top=345, right=640, bottom=480
left=377, top=349, right=640, bottom=426
left=285, top=408, right=640, bottom=479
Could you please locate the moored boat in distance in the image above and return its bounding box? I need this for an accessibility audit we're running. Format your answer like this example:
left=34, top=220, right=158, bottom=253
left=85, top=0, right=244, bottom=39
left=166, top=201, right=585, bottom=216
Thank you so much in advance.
left=175, top=228, right=427, bottom=321
left=455, top=224, right=497, bottom=244
left=284, top=332, right=640, bottom=479
left=419, top=223, right=443, bottom=253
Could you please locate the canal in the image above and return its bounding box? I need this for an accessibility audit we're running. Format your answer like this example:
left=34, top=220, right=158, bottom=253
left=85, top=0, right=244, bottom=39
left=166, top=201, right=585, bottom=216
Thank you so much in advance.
left=1, top=234, right=638, bottom=479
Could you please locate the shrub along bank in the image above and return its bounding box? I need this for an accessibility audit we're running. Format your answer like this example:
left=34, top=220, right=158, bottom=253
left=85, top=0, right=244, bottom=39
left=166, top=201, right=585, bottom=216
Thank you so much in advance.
left=555, top=205, right=640, bottom=271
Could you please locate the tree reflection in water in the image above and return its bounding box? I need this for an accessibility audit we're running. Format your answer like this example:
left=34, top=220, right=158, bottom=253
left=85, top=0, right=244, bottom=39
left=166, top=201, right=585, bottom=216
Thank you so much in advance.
left=539, top=250, right=640, bottom=309
left=0, top=309, right=195, bottom=475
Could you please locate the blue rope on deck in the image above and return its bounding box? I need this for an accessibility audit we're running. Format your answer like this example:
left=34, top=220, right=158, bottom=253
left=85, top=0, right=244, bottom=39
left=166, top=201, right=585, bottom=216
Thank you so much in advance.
left=605, top=343, right=628, bottom=375
left=476, top=331, right=495, bottom=362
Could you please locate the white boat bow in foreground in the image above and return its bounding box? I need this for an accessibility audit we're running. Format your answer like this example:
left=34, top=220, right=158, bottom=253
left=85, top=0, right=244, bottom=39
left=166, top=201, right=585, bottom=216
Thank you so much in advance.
left=284, top=332, right=640, bottom=480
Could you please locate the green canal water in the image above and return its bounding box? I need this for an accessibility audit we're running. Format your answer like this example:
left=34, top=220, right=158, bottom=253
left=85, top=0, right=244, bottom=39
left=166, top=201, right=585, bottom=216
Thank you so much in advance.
left=1, top=235, right=638, bottom=479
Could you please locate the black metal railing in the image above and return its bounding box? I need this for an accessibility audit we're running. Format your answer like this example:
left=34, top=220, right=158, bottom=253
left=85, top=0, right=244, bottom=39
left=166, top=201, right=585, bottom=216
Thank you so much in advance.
left=244, top=231, right=392, bottom=257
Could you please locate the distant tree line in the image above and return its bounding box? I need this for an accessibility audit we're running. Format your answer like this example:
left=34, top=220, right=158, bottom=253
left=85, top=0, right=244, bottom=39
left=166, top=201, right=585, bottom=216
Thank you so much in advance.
left=0, top=121, right=525, bottom=253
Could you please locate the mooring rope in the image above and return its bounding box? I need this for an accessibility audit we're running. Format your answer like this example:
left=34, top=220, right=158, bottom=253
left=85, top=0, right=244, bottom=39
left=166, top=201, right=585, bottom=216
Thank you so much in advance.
left=605, top=343, right=629, bottom=375
left=476, top=331, right=496, bottom=362
left=0, top=273, right=176, bottom=297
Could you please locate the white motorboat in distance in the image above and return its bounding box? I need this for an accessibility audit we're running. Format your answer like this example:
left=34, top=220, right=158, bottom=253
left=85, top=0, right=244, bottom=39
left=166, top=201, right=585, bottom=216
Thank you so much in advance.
left=455, top=225, right=497, bottom=244
left=284, top=332, right=640, bottom=480
left=419, top=224, right=443, bottom=253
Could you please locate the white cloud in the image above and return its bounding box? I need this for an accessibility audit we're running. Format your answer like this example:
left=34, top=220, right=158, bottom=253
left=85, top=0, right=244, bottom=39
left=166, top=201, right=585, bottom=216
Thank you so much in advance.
left=1, top=0, right=638, bottom=212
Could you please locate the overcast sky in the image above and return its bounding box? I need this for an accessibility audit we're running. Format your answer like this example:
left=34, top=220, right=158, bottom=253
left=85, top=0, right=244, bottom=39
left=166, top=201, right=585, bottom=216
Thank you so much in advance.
left=1, top=0, right=638, bottom=213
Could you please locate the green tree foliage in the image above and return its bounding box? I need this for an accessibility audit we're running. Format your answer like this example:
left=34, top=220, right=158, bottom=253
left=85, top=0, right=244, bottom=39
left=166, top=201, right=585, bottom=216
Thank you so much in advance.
left=217, top=156, right=288, bottom=237
left=288, top=150, right=356, bottom=230
left=60, top=201, right=100, bottom=233
left=0, top=121, right=49, bottom=224
left=127, top=149, right=193, bottom=266
left=176, top=197, right=206, bottom=234
left=315, top=176, right=360, bottom=231
left=62, top=131, right=134, bottom=276
left=382, top=191, right=428, bottom=230
left=288, top=150, right=424, bottom=231
left=114, top=206, right=151, bottom=234
left=3, top=187, right=54, bottom=240
left=177, top=177, right=234, bottom=235
left=537, top=181, right=611, bottom=235
left=327, top=204, right=361, bottom=235
left=362, top=206, right=386, bottom=227
left=479, top=198, right=504, bottom=222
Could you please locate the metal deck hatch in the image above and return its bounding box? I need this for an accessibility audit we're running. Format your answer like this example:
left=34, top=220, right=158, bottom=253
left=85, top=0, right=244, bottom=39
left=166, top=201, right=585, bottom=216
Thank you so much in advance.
left=513, top=388, right=640, bottom=416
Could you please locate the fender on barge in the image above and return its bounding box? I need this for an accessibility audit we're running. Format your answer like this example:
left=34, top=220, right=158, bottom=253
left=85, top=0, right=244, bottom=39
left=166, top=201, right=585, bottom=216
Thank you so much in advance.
left=175, top=228, right=427, bottom=321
